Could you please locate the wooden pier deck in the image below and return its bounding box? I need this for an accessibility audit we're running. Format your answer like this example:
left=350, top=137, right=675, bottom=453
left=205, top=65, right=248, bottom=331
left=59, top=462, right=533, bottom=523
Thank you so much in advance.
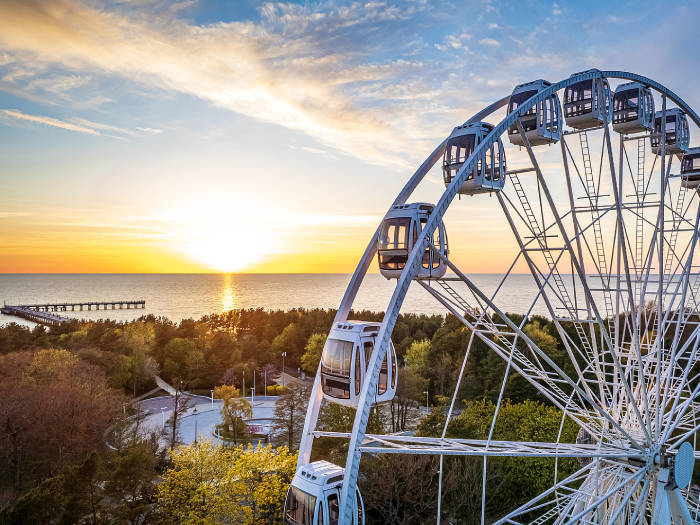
left=1, top=305, right=71, bottom=326
left=16, top=300, right=145, bottom=312
left=1, top=300, right=146, bottom=326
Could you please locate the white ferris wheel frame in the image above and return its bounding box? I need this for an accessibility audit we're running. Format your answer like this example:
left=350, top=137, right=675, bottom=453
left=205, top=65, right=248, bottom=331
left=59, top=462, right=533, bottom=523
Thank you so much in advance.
left=296, top=70, right=700, bottom=525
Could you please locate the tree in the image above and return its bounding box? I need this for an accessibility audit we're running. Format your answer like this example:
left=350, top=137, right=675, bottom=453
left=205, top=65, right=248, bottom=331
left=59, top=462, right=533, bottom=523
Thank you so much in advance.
left=300, top=333, right=326, bottom=375
left=360, top=454, right=439, bottom=524
left=0, top=349, right=122, bottom=497
left=417, top=398, right=578, bottom=520
left=389, top=367, right=427, bottom=432
left=104, top=434, right=162, bottom=524
left=167, top=381, right=192, bottom=451
left=272, top=383, right=308, bottom=449
left=157, top=440, right=297, bottom=524
left=270, top=323, right=305, bottom=366
left=214, top=385, right=253, bottom=444
left=404, top=339, right=431, bottom=377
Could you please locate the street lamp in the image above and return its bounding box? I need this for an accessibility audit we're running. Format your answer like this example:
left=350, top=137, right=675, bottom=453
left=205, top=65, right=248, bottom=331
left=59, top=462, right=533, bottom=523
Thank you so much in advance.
left=250, top=387, right=255, bottom=405
left=424, top=390, right=429, bottom=412
left=263, top=367, right=267, bottom=396
left=242, top=370, right=245, bottom=398
left=281, top=352, right=287, bottom=387
left=193, top=406, right=199, bottom=445
left=161, top=407, right=168, bottom=428
left=210, top=389, right=214, bottom=407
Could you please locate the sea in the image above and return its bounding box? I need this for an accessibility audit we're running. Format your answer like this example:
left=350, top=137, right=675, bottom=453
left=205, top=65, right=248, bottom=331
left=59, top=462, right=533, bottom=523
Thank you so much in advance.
left=0, top=273, right=557, bottom=328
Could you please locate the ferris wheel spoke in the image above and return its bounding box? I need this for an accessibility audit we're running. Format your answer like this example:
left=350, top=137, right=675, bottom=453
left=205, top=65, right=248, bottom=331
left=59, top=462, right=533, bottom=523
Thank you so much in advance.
left=417, top=279, right=601, bottom=431
left=432, top=250, right=650, bottom=448
left=559, top=465, right=647, bottom=525
left=604, top=472, right=650, bottom=525
left=312, top=433, right=637, bottom=460
left=493, top=462, right=598, bottom=524
left=653, top=205, right=700, bottom=435
left=517, top=119, right=653, bottom=443
left=496, top=192, right=613, bottom=402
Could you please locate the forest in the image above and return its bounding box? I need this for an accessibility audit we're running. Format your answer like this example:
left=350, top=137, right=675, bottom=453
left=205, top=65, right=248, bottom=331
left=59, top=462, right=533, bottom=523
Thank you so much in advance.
left=0, top=308, right=584, bottom=524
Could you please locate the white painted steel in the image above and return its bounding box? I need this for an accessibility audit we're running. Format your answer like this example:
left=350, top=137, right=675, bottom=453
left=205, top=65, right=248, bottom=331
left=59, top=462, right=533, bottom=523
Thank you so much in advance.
left=289, top=69, right=700, bottom=525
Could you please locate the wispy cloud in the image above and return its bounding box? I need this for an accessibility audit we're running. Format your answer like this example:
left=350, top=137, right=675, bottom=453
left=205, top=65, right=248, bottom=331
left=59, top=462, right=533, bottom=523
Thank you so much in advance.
left=479, top=38, right=500, bottom=47
left=0, top=108, right=150, bottom=139
left=1, top=108, right=100, bottom=135
left=0, top=0, right=692, bottom=173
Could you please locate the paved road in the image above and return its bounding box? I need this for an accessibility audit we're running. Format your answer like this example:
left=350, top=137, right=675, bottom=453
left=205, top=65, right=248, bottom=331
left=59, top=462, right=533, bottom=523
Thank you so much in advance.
left=139, top=395, right=280, bottom=447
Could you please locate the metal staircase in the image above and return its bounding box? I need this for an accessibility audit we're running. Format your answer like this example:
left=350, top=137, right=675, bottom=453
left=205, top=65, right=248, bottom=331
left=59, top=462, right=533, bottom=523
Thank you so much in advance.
left=579, top=131, right=615, bottom=342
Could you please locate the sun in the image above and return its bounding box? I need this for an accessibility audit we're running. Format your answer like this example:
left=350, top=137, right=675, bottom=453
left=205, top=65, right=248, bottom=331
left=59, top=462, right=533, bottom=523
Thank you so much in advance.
left=162, top=200, right=284, bottom=273
left=186, top=233, right=266, bottom=273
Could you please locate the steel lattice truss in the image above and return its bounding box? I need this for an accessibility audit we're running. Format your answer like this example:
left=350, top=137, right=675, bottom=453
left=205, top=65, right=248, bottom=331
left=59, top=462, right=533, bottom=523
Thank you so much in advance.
left=297, top=70, right=700, bottom=524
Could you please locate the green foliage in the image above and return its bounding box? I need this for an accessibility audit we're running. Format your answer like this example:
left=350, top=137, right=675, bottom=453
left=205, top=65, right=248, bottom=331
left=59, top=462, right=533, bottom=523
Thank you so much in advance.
left=273, top=384, right=308, bottom=449
left=266, top=384, right=288, bottom=395
left=215, top=385, right=253, bottom=444
left=157, top=441, right=297, bottom=525
left=405, top=339, right=431, bottom=376
left=417, top=399, right=578, bottom=520
left=300, top=332, right=326, bottom=375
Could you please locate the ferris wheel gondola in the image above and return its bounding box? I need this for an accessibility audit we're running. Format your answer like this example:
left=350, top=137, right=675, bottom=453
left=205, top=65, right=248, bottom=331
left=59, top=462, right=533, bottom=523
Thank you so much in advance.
left=680, top=147, right=700, bottom=189
left=443, top=121, right=506, bottom=194
left=319, top=321, right=397, bottom=408
left=612, top=81, right=655, bottom=134
left=377, top=202, right=448, bottom=279
left=289, top=69, right=700, bottom=525
left=651, top=108, right=690, bottom=156
left=563, top=73, right=612, bottom=130
left=507, top=79, right=562, bottom=146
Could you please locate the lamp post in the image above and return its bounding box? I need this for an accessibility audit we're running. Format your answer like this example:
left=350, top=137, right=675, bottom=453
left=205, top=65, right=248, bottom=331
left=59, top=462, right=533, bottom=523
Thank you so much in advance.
left=210, top=389, right=214, bottom=407
left=193, top=406, right=199, bottom=445
left=264, top=368, right=267, bottom=396
left=161, top=407, right=167, bottom=428
left=424, top=390, right=429, bottom=412
left=253, top=368, right=256, bottom=399
left=242, top=370, right=245, bottom=398
left=250, top=387, right=255, bottom=405
left=281, top=352, right=287, bottom=388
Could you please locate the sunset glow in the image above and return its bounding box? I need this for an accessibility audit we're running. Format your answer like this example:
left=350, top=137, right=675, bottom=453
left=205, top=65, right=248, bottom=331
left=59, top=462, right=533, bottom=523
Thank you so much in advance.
left=1, top=1, right=699, bottom=273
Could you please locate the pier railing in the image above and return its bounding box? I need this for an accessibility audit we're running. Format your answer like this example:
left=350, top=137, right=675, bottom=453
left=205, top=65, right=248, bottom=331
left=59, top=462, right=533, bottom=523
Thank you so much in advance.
left=1, top=300, right=146, bottom=325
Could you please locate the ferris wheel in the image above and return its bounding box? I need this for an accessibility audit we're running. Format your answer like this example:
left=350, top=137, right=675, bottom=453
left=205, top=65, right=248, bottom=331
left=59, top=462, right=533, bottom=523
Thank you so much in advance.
left=284, top=69, right=700, bottom=525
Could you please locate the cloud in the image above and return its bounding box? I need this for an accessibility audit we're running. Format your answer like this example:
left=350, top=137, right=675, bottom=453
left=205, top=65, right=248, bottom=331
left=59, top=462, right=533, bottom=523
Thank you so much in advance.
left=479, top=38, right=501, bottom=47
left=136, top=126, right=162, bottom=134
left=552, top=3, right=562, bottom=15
left=488, top=23, right=499, bottom=30
left=0, top=108, right=153, bottom=138
left=70, top=117, right=137, bottom=136
left=1, top=108, right=101, bottom=135
left=0, top=0, right=442, bottom=170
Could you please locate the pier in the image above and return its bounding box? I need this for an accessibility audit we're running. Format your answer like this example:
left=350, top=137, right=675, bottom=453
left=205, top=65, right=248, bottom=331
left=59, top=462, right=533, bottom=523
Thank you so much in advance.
left=1, top=300, right=146, bottom=326
left=16, top=300, right=145, bottom=312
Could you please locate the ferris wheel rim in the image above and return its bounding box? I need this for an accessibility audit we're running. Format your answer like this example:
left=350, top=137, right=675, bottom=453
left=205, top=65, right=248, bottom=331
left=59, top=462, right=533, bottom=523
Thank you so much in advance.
left=296, top=69, right=700, bottom=525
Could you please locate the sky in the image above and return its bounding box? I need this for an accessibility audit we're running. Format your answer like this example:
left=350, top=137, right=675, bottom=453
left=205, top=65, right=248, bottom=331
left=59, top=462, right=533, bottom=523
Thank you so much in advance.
left=0, top=0, right=699, bottom=273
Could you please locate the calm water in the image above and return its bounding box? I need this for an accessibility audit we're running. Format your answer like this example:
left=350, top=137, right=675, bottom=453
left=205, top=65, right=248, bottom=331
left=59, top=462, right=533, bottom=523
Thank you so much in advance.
left=0, top=273, right=553, bottom=327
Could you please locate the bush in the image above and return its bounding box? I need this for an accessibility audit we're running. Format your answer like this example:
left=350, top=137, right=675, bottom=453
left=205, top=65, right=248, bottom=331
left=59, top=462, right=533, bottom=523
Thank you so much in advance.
left=266, top=384, right=288, bottom=395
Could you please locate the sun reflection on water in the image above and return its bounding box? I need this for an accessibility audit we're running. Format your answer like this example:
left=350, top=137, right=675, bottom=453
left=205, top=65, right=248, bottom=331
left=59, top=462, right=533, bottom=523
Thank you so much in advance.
left=221, top=274, right=235, bottom=312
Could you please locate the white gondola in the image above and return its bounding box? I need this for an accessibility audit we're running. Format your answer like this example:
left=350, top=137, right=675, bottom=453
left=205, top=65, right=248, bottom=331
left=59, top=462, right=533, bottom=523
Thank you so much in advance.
left=563, top=75, right=612, bottom=130
left=680, top=147, right=700, bottom=189
left=284, top=461, right=365, bottom=525
left=378, top=202, right=448, bottom=279
left=443, top=121, right=506, bottom=195
left=612, top=82, right=654, bottom=134
left=651, top=108, right=690, bottom=156
left=507, top=79, right=562, bottom=146
left=320, top=321, right=397, bottom=408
